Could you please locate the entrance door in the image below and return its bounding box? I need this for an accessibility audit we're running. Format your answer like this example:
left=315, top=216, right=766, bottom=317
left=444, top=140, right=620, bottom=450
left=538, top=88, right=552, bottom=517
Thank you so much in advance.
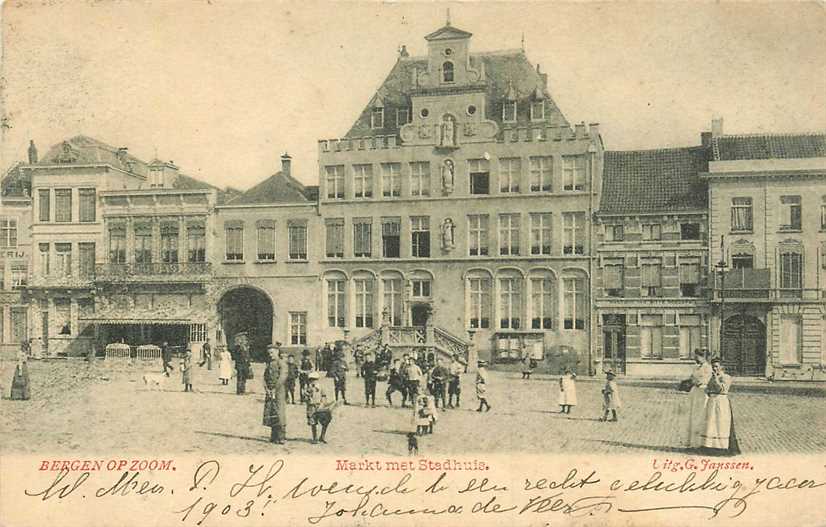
left=40, top=311, right=49, bottom=355
left=411, top=304, right=429, bottom=327
left=721, top=314, right=766, bottom=376
left=602, top=327, right=626, bottom=375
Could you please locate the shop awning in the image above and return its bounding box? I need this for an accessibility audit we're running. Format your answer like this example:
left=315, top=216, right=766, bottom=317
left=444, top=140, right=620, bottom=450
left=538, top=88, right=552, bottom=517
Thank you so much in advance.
left=80, top=307, right=205, bottom=326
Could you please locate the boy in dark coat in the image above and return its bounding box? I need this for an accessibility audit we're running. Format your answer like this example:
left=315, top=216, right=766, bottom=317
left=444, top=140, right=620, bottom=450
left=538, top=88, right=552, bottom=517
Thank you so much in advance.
left=385, top=358, right=405, bottom=406
left=299, top=349, right=314, bottom=402
left=285, top=354, right=299, bottom=404
left=331, top=351, right=348, bottom=404
left=429, top=357, right=449, bottom=409
left=361, top=353, right=379, bottom=407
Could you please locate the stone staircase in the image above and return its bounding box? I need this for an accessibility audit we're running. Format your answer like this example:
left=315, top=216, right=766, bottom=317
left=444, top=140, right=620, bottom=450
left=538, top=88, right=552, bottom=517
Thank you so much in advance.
left=353, top=324, right=470, bottom=367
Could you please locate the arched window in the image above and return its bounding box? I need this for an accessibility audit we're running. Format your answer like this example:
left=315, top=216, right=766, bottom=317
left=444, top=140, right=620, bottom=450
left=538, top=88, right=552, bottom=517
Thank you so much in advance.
left=562, top=270, right=588, bottom=330
left=324, top=271, right=347, bottom=328
left=465, top=270, right=492, bottom=329
left=352, top=271, right=375, bottom=329
left=497, top=270, right=524, bottom=329
left=381, top=271, right=404, bottom=326
left=528, top=270, right=556, bottom=330
left=442, top=61, right=454, bottom=83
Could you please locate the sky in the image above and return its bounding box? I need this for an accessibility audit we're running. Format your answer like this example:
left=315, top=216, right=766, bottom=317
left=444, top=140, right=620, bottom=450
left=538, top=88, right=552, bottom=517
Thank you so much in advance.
left=1, top=1, right=825, bottom=190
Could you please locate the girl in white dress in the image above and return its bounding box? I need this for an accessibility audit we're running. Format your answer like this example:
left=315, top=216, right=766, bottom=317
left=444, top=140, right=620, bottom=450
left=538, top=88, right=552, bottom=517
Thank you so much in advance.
left=558, top=368, right=577, bottom=414
left=218, top=348, right=233, bottom=385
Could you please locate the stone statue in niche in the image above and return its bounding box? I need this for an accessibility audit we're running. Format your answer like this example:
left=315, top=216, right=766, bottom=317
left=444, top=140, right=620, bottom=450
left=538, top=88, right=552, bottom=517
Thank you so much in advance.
left=441, top=159, right=455, bottom=193
left=440, top=115, right=456, bottom=147
left=441, top=217, right=456, bottom=251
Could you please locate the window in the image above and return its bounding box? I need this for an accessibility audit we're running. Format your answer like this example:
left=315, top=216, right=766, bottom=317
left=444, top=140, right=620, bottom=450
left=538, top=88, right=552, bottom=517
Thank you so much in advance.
left=188, top=322, right=206, bottom=343
left=327, top=278, right=346, bottom=327
left=530, top=274, right=554, bottom=329
left=256, top=220, right=276, bottom=261
left=55, top=298, right=72, bottom=335
left=530, top=213, right=552, bottom=255
left=78, top=188, right=96, bottom=223
left=731, top=198, right=753, bottom=232
left=530, top=99, right=545, bottom=121
left=780, top=315, right=802, bottom=364
left=10, top=307, right=27, bottom=343
left=563, top=277, right=585, bottom=330
left=0, top=218, right=16, bottom=248
left=187, top=224, right=206, bottom=263
left=397, top=108, right=410, bottom=127
left=109, top=225, right=126, bottom=264
left=562, top=212, right=586, bottom=255
left=502, top=101, right=517, bottom=122
left=354, top=279, right=374, bottom=328
left=681, top=223, right=701, bottom=240
left=499, top=276, right=522, bottom=329
left=499, top=214, right=521, bottom=256
left=442, top=61, right=454, bottom=83
left=325, top=165, right=345, bottom=200
left=55, top=243, right=72, bottom=277
left=606, top=224, right=624, bottom=242
left=731, top=253, right=753, bottom=269
left=149, top=168, right=164, bottom=188
left=679, top=260, right=700, bottom=297
left=39, top=243, right=50, bottom=274
left=38, top=189, right=50, bottom=222
left=468, top=275, right=491, bottom=328
left=381, top=163, right=401, bottom=197
left=822, top=197, right=826, bottom=230
left=289, top=312, right=307, bottom=345
left=469, top=159, right=490, bottom=195
left=780, top=196, right=801, bottom=230
left=382, top=277, right=402, bottom=326
left=10, top=264, right=27, bottom=288
left=79, top=242, right=95, bottom=278
left=353, top=219, right=372, bottom=257
left=641, top=259, right=662, bottom=297
left=411, top=279, right=431, bottom=298
left=161, top=222, right=179, bottom=263
left=529, top=156, right=552, bottom=192
left=134, top=223, right=153, bottom=264
left=381, top=218, right=400, bottom=258
left=603, top=260, right=624, bottom=297
left=325, top=219, right=344, bottom=258
left=640, top=315, right=663, bottom=359
left=679, top=315, right=701, bottom=360
left=288, top=221, right=308, bottom=260
left=55, top=189, right=72, bottom=223
left=411, top=216, right=430, bottom=258
left=410, top=162, right=430, bottom=196
left=371, top=107, right=384, bottom=129
left=468, top=214, right=489, bottom=256
left=642, top=223, right=662, bottom=241
left=225, top=223, right=244, bottom=261
left=562, top=155, right=586, bottom=191
left=499, top=158, right=521, bottom=193
left=780, top=251, right=802, bottom=289
left=353, top=164, right=373, bottom=199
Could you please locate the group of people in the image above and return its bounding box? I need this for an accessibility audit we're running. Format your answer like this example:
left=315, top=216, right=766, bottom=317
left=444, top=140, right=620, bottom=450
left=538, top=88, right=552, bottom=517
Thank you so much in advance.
left=683, top=349, right=740, bottom=456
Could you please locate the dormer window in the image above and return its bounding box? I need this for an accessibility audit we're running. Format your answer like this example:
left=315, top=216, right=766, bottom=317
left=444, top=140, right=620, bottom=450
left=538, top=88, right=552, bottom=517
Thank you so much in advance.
left=442, top=61, right=454, bottom=83
left=503, top=101, right=517, bottom=122
left=150, top=168, right=164, bottom=188
left=530, top=100, right=546, bottom=121
left=371, top=107, right=384, bottom=129
left=396, top=108, right=409, bottom=126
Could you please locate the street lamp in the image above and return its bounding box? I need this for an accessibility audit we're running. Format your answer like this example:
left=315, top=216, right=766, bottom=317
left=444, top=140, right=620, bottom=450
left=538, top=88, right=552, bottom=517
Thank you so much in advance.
left=715, top=235, right=729, bottom=360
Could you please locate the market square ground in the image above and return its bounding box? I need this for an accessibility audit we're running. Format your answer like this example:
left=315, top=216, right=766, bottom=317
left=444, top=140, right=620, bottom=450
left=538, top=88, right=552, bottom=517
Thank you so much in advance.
left=1, top=360, right=824, bottom=456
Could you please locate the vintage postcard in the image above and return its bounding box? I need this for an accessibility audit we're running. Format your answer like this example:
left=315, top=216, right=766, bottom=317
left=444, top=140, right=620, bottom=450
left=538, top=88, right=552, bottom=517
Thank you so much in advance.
left=1, top=1, right=825, bottom=526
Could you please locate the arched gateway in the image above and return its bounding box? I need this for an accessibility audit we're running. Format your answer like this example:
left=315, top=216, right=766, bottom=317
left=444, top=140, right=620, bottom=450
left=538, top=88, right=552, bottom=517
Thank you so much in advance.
left=217, top=286, right=273, bottom=361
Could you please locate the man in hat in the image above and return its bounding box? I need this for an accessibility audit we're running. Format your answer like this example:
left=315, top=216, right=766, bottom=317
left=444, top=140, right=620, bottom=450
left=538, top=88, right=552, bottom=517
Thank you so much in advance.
left=234, top=333, right=252, bottom=395
left=285, top=353, right=299, bottom=404
left=199, top=338, right=213, bottom=370
left=404, top=355, right=423, bottom=401
left=447, top=354, right=463, bottom=409
left=331, top=348, right=349, bottom=404
left=601, top=369, right=621, bottom=422
left=360, top=352, right=379, bottom=407
left=475, top=360, right=491, bottom=412
left=429, top=357, right=449, bottom=409
left=304, top=371, right=333, bottom=444
left=385, top=358, right=405, bottom=406
left=263, top=344, right=288, bottom=444
left=161, top=341, right=174, bottom=376
left=299, top=349, right=314, bottom=402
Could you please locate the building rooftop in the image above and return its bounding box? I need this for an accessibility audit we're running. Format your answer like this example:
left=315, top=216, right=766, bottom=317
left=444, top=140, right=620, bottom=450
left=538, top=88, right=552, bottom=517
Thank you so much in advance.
left=226, top=171, right=316, bottom=205
left=712, top=133, right=826, bottom=161
left=599, top=146, right=709, bottom=215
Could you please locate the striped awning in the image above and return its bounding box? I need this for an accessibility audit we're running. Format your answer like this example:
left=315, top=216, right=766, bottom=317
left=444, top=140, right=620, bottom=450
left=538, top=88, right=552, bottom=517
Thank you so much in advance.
left=80, top=307, right=204, bottom=326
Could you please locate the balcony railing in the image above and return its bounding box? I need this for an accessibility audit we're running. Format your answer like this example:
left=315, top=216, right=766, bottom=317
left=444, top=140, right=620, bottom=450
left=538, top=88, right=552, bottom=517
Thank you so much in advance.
left=94, top=262, right=212, bottom=282
left=711, top=268, right=823, bottom=301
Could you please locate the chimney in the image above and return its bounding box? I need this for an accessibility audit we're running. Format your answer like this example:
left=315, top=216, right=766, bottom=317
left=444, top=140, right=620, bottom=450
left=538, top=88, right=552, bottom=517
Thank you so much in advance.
left=701, top=131, right=712, bottom=149
left=399, top=45, right=409, bottom=58
left=711, top=117, right=724, bottom=138
left=27, top=140, right=38, bottom=164
left=281, top=152, right=292, bottom=178
left=116, top=147, right=128, bottom=163
left=588, top=122, right=600, bottom=138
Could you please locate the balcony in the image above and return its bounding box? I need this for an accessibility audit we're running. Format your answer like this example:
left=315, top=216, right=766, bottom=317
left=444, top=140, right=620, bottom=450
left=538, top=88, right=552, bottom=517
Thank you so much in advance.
left=94, top=262, right=212, bottom=283
left=711, top=268, right=823, bottom=302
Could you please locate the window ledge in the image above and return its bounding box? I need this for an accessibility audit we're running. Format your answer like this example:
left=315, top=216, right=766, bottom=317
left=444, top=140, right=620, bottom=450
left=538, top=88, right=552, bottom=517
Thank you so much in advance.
left=286, top=259, right=309, bottom=264
left=778, top=363, right=802, bottom=368
left=778, top=228, right=802, bottom=233
left=730, top=230, right=753, bottom=235
left=223, top=260, right=245, bottom=264
left=254, top=260, right=276, bottom=264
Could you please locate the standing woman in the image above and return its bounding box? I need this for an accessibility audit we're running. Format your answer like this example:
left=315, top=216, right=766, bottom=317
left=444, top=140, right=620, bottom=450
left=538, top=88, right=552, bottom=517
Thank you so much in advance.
left=683, top=349, right=712, bottom=450
left=263, top=344, right=288, bottom=444
left=558, top=367, right=577, bottom=414
left=181, top=347, right=193, bottom=392
left=217, top=345, right=233, bottom=385
left=234, top=333, right=251, bottom=395
left=10, top=342, right=31, bottom=400
left=701, top=358, right=741, bottom=456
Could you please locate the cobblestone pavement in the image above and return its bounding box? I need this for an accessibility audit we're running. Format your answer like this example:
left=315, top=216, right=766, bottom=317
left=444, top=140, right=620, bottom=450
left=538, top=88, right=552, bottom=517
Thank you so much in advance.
left=2, top=360, right=824, bottom=456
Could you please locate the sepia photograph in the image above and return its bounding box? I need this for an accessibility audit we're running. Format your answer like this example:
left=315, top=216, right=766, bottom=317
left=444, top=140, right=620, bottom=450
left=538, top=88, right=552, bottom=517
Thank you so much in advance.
left=1, top=1, right=825, bottom=526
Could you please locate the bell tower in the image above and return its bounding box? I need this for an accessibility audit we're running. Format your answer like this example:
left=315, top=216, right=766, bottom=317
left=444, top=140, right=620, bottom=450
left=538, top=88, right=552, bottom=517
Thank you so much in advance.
left=424, top=15, right=474, bottom=87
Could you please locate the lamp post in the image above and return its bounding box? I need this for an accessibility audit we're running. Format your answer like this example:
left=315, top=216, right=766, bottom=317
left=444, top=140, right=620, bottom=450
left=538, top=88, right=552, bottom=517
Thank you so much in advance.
left=715, top=236, right=729, bottom=360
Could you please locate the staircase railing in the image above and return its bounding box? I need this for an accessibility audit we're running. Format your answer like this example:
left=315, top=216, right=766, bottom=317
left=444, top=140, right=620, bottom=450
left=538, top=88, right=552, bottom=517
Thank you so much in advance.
left=351, top=325, right=469, bottom=365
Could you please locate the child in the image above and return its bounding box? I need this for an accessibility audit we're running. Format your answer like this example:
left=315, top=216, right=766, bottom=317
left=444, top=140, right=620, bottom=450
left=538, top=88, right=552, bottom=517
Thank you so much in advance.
left=298, top=349, right=314, bottom=402
left=218, top=347, right=233, bottom=385
left=475, top=360, right=491, bottom=412
left=385, top=358, right=405, bottom=406
left=413, top=392, right=437, bottom=435
left=304, top=371, right=334, bottom=444
left=331, top=351, right=348, bottom=404
left=181, top=347, right=193, bottom=392
left=447, top=354, right=463, bottom=409
left=286, top=355, right=299, bottom=404
left=558, top=367, right=577, bottom=414
left=601, top=370, right=621, bottom=422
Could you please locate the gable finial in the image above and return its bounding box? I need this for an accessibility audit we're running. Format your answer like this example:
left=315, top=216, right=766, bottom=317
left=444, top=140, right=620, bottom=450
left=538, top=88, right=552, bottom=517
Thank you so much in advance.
left=521, top=32, right=526, bottom=52
left=446, top=8, right=451, bottom=26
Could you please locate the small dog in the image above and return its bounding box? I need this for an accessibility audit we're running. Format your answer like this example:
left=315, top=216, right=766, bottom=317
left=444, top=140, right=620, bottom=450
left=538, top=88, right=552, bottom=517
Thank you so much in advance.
left=407, top=432, right=419, bottom=456
left=142, top=373, right=166, bottom=389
